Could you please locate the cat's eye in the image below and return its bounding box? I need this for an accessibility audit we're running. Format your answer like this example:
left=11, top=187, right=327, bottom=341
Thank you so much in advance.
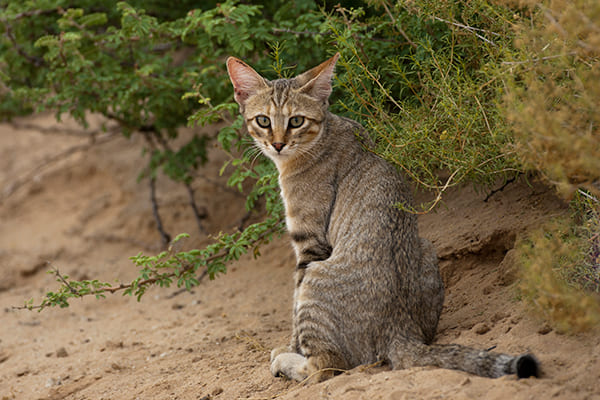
left=288, top=116, right=305, bottom=129
left=255, top=116, right=271, bottom=128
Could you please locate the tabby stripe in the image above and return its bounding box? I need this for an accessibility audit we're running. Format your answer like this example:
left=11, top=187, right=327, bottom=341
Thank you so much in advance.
left=290, top=231, right=313, bottom=243
left=297, top=262, right=309, bottom=270
left=301, top=247, right=330, bottom=260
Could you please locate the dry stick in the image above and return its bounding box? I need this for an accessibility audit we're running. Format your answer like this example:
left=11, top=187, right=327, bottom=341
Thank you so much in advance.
left=474, top=95, right=492, bottom=137
left=145, top=127, right=210, bottom=236
left=149, top=176, right=171, bottom=246
left=185, top=184, right=207, bottom=235
left=414, top=167, right=461, bottom=214
left=0, top=132, right=117, bottom=203
left=380, top=1, right=417, bottom=49
left=433, top=16, right=499, bottom=46
left=139, top=131, right=174, bottom=244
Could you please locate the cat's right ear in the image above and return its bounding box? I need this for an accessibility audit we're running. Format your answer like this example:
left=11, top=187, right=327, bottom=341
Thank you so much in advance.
left=226, top=57, right=268, bottom=105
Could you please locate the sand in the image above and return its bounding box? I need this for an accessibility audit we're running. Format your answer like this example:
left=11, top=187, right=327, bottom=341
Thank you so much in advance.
left=1, top=114, right=599, bottom=400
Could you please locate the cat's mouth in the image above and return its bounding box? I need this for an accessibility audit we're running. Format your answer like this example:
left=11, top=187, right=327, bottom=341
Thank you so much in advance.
left=265, top=142, right=293, bottom=157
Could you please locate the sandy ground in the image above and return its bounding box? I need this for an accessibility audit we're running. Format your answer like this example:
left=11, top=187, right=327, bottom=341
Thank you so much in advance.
left=0, top=114, right=599, bottom=400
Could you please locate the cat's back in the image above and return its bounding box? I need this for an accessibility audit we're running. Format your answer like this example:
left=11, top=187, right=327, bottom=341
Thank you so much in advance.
left=320, top=113, right=416, bottom=247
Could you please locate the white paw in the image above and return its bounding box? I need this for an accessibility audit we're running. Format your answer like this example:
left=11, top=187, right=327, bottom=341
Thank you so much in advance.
left=270, top=346, right=291, bottom=363
left=270, top=352, right=308, bottom=381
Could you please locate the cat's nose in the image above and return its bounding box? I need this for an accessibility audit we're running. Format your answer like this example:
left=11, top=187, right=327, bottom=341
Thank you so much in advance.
left=272, top=142, right=286, bottom=153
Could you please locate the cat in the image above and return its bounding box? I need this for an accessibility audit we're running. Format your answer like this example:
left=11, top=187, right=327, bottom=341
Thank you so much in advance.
left=226, top=53, right=539, bottom=382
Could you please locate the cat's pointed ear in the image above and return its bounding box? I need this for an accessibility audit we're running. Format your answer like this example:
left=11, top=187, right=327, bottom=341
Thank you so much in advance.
left=226, top=57, right=268, bottom=105
left=296, top=53, right=340, bottom=102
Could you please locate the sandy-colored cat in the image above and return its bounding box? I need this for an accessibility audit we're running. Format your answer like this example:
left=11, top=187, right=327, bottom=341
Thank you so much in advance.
left=226, top=53, right=539, bottom=381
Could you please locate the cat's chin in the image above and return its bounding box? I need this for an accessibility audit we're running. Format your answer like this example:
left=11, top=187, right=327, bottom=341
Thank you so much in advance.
left=261, top=148, right=294, bottom=161
left=262, top=150, right=298, bottom=169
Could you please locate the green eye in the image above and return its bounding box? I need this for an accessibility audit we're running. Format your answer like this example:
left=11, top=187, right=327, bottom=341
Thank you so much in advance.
left=255, top=116, right=271, bottom=128
left=289, top=116, right=305, bottom=129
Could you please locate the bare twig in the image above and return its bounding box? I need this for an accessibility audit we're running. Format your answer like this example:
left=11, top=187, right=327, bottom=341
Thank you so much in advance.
left=380, top=1, right=417, bottom=48
left=474, top=96, right=492, bottom=136
left=433, top=16, right=499, bottom=46
left=185, top=183, right=207, bottom=235
left=578, top=189, right=599, bottom=203
left=149, top=176, right=171, bottom=246
left=413, top=168, right=462, bottom=214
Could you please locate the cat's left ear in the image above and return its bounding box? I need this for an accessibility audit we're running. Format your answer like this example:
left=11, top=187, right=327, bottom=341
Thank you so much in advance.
left=226, top=57, right=269, bottom=105
left=296, top=53, right=340, bottom=103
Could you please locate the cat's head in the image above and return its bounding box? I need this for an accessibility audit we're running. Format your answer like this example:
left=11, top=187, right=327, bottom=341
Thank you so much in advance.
left=226, top=53, right=339, bottom=165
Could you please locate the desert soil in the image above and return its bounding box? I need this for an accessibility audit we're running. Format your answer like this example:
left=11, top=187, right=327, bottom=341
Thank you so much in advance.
left=0, top=114, right=599, bottom=400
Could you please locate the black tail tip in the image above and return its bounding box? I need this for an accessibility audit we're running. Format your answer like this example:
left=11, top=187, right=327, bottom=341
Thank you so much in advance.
left=516, top=354, right=540, bottom=379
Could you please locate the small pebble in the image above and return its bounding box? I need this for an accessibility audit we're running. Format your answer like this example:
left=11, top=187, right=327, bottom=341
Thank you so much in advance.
left=537, top=323, right=553, bottom=335
left=56, top=347, right=68, bottom=358
left=473, top=322, right=491, bottom=335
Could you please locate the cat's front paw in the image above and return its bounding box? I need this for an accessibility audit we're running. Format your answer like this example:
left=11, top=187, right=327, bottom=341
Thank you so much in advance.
left=270, top=352, right=308, bottom=381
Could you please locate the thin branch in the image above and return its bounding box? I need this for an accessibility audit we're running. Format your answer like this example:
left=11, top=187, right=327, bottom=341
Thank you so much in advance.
left=380, top=1, right=417, bottom=48
left=433, top=16, right=501, bottom=36
left=0, top=18, right=46, bottom=66
left=433, top=16, right=499, bottom=47
left=149, top=176, right=171, bottom=246
left=578, top=189, right=599, bottom=203
left=474, top=95, right=492, bottom=137
left=52, top=267, right=78, bottom=295
left=185, top=183, right=207, bottom=235
left=411, top=167, right=462, bottom=215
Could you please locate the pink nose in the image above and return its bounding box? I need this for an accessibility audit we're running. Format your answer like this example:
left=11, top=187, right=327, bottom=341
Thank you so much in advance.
left=272, top=142, right=286, bottom=152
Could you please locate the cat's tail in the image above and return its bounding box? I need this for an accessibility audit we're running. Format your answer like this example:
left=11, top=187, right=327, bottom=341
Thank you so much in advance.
left=389, top=340, right=539, bottom=379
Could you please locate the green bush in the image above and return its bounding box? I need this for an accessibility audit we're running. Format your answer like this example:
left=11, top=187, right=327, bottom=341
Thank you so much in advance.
left=518, top=190, right=600, bottom=332
left=2, top=0, right=597, bottom=324
left=502, top=0, right=600, bottom=198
